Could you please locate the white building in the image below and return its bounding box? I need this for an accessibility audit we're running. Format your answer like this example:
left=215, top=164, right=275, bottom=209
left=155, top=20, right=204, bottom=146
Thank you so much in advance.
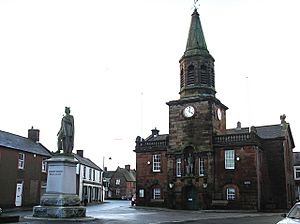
left=75, top=150, right=103, bottom=204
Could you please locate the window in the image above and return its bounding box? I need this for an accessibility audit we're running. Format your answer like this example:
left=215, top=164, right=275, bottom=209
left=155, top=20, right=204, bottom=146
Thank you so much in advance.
left=153, top=188, right=161, bottom=200
left=83, top=166, right=86, bottom=179
left=226, top=188, right=236, bottom=200
left=176, top=158, right=181, bottom=177
left=225, top=150, right=235, bottom=169
left=139, top=189, right=144, bottom=198
left=93, top=170, right=96, bottom=181
left=18, top=153, right=25, bottom=169
left=42, top=159, right=47, bottom=173
left=187, top=65, right=195, bottom=85
left=116, top=188, right=120, bottom=196
left=294, top=166, right=300, bottom=180
left=180, top=69, right=184, bottom=88
left=200, top=64, right=208, bottom=84
left=199, top=157, right=204, bottom=176
left=116, top=179, right=121, bottom=185
left=153, top=154, right=161, bottom=172
left=89, top=168, right=92, bottom=180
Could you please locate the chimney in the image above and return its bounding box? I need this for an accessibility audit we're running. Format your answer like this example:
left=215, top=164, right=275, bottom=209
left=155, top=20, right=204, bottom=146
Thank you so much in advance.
left=151, top=128, right=159, bottom=137
left=77, top=150, right=84, bottom=157
left=125, top=165, right=130, bottom=171
left=28, top=127, right=40, bottom=142
left=236, top=121, right=241, bottom=130
left=104, top=167, right=108, bottom=172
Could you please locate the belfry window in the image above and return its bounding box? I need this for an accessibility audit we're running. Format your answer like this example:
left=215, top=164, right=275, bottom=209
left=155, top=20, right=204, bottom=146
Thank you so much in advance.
left=187, top=65, right=195, bottom=86
left=180, top=68, right=184, bottom=88
left=200, top=64, right=208, bottom=84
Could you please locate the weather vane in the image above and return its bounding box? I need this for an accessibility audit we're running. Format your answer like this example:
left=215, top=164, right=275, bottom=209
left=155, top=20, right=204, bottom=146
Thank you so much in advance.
left=193, top=0, right=200, bottom=9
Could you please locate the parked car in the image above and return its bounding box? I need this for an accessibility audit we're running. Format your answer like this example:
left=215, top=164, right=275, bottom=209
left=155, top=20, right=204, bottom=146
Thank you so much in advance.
left=277, top=202, right=300, bottom=224
left=0, top=208, right=2, bottom=215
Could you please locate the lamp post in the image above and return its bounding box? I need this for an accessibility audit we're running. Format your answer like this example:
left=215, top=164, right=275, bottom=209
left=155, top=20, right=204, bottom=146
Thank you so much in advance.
left=102, top=156, right=111, bottom=202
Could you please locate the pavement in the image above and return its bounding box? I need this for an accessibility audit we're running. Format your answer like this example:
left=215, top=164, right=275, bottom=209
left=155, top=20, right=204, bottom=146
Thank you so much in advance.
left=0, top=200, right=285, bottom=224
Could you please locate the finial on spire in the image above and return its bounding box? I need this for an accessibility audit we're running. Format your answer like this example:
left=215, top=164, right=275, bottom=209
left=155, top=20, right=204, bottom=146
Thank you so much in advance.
left=193, top=0, right=200, bottom=10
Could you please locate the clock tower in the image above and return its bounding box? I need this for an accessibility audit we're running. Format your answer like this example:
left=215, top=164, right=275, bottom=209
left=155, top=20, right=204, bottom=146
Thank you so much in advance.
left=166, top=8, right=227, bottom=210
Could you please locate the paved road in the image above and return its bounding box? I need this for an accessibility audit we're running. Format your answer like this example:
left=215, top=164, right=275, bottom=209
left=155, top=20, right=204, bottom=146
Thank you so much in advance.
left=4, top=200, right=284, bottom=224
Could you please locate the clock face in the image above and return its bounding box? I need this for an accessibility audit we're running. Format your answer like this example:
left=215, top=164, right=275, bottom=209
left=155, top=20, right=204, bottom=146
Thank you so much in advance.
left=183, top=106, right=195, bottom=118
left=217, top=108, right=222, bottom=120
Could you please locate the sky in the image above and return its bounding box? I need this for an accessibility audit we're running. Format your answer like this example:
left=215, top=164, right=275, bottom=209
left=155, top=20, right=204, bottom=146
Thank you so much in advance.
left=0, top=0, right=299, bottom=171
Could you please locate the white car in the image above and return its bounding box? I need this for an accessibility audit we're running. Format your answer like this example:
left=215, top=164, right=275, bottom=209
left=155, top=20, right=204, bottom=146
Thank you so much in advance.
left=277, top=202, right=300, bottom=224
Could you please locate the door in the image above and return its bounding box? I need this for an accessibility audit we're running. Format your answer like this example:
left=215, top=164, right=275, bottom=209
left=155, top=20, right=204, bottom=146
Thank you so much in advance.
left=186, top=187, right=199, bottom=210
left=15, top=182, right=23, bottom=207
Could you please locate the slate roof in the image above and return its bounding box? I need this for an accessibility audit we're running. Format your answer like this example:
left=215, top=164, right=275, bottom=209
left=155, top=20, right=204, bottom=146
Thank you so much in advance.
left=256, top=125, right=285, bottom=139
left=115, top=167, right=136, bottom=182
left=0, top=130, right=52, bottom=157
left=145, top=134, right=169, bottom=142
left=103, top=171, right=115, bottom=179
left=74, top=154, right=102, bottom=171
left=226, top=124, right=287, bottom=139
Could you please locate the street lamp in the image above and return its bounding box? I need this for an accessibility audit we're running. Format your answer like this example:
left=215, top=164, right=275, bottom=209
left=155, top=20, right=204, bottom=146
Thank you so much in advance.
left=102, top=156, right=112, bottom=202
left=103, top=156, right=112, bottom=171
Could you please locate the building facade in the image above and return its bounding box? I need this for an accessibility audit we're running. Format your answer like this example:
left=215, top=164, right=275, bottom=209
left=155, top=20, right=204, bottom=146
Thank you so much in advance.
left=107, top=165, right=136, bottom=200
left=293, top=152, right=300, bottom=201
left=75, top=150, right=103, bottom=204
left=0, top=127, right=52, bottom=208
left=135, top=8, right=295, bottom=211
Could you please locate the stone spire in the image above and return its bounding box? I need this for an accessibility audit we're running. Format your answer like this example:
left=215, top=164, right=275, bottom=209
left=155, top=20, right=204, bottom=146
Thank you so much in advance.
left=179, top=8, right=216, bottom=99
left=182, top=9, right=209, bottom=58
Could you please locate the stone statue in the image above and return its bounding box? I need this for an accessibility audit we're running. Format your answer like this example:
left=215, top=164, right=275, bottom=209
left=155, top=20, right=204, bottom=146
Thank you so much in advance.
left=185, top=153, right=194, bottom=175
left=57, top=107, right=74, bottom=154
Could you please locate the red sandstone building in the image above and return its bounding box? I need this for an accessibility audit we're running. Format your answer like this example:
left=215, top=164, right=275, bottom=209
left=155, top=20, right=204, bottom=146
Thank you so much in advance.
left=0, top=127, right=52, bottom=208
left=135, top=9, right=295, bottom=211
left=106, top=165, right=136, bottom=200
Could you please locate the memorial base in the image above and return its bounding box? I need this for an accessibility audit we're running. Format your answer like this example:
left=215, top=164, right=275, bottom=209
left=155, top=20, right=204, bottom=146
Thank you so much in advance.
left=30, top=154, right=89, bottom=220
left=33, top=205, right=86, bottom=218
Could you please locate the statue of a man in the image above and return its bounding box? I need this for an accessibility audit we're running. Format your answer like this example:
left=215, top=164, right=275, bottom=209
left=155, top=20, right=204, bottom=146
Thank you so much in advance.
left=57, top=107, right=74, bottom=154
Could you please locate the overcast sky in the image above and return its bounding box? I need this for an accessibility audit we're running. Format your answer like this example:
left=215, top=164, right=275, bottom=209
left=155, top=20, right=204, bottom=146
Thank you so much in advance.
left=1, top=0, right=299, bottom=170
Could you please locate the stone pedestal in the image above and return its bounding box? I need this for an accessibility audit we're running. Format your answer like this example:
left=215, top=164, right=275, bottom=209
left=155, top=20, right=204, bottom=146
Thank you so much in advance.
left=32, top=154, right=86, bottom=219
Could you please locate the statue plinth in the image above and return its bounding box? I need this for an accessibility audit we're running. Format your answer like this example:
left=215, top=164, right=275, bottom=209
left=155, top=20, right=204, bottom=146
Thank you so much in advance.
left=32, top=154, right=87, bottom=219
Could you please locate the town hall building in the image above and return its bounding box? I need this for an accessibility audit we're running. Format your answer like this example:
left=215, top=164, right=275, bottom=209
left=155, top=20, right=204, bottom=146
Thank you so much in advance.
left=134, top=8, right=295, bottom=211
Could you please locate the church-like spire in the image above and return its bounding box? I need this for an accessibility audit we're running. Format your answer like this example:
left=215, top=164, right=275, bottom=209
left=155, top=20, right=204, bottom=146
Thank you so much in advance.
left=183, top=9, right=209, bottom=58
left=179, top=8, right=216, bottom=99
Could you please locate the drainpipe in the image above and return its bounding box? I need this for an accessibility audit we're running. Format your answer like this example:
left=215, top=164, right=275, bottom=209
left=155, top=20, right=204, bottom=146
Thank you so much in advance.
left=256, top=146, right=261, bottom=211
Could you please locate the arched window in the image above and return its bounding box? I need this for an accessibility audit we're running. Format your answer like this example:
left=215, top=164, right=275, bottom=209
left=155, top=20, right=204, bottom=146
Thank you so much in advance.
left=187, top=64, right=195, bottom=86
